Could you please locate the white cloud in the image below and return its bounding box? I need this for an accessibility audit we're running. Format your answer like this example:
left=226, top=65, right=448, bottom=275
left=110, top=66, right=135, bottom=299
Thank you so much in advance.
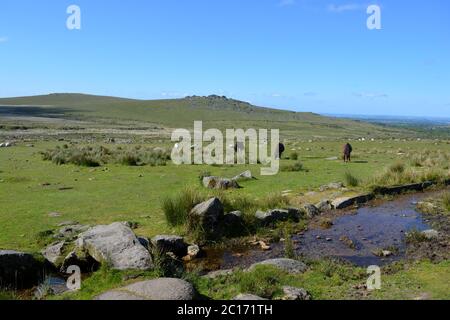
left=0, top=36, right=8, bottom=43
left=304, top=91, right=317, bottom=97
left=278, top=0, right=296, bottom=7
left=327, top=3, right=366, bottom=13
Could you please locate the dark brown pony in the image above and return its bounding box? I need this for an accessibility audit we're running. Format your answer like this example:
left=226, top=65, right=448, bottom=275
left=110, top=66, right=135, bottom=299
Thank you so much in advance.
left=343, top=143, right=353, bottom=162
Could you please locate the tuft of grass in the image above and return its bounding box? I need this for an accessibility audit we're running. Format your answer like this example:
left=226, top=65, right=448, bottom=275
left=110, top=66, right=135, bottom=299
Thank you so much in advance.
left=151, top=248, right=184, bottom=278
left=281, top=161, right=305, bottom=172
left=283, top=226, right=296, bottom=259
left=290, top=152, right=299, bottom=160
left=369, top=161, right=449, bottom=188
left=0, top=290, right=17, bottom=300
left=344, top=171, right=360, bottom=187
left=261, top=192, right=289, bottom=209
left=41, top=145, right=170, bottom=167
left=389, top=162, right=405, bottom=174
left=237, top=266, right=283, bottom=299
left=162, top=188, right=204, bottom=227
left=316, top=258, right=365, bottom=282
left=405, top=229, right=429, bottom=244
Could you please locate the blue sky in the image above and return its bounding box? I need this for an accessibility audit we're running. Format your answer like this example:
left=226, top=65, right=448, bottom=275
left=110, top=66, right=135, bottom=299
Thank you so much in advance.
left=0, top=0, right=449, bottom=117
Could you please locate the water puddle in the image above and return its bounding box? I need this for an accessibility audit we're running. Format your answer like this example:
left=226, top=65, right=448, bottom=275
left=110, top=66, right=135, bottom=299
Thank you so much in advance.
left=191, top=190, right=441, bottom=270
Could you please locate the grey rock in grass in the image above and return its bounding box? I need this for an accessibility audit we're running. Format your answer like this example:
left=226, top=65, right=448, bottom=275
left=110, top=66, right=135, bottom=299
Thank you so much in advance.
left=332, top=194, right=374, bottom=210
left=96, top=278, right=196, bottom=300
left=189, top=198, right=224, bottom=237
left=319, top=182, right=344, bottom=192
left=422, top=229, right=439, bottom=240
left=316, top=200, right=333, bottom=212
left=203, top=269, right=234, bottom=279
left=223, top=211, right=244, bottom=229
left=302, top=204, right=320, bottom=218
left=255, top=208, right=300, bottom=225
left=94, top=290, right=146, bottom=300
left=151, top=235, right=188, bottom=257
left=56, top=224, right=90, bottom=240
left=233, top=294, right=268, bottom=301
left=202, top=176, right=240, bottom=190
left=281, top=286, right=311, bottom=300
left=0, top=250, right=44, bottom=289
left=248, top=258, right=307, bottom=274
left=232, top=170, right=254, bottom=182
left=42, top=241, right=65, bottom=266
left=76, top=222, right=153, bottom=270
left=187, top=245, right=201, bottom=258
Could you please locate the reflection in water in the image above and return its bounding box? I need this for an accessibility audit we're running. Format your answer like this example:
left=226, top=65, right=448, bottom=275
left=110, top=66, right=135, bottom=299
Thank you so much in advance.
left=191, top=191, right=437, bottom=270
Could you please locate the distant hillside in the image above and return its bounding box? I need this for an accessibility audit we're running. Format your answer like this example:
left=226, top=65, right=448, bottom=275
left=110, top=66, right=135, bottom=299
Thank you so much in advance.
left=0, top=93, right=415, bottom=139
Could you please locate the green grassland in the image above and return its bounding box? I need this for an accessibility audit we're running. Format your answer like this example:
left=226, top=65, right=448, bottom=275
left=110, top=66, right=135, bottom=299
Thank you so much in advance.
left=0, top=139, right=448, bottom=252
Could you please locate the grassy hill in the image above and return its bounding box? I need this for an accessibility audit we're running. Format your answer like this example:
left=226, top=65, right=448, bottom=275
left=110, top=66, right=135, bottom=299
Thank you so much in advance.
left=0, top=93, right=414, bottom=139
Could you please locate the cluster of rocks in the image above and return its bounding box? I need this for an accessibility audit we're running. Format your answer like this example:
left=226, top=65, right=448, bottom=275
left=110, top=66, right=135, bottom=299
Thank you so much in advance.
left=254, top=202, right=325, bottom=226
left=41, top=222, right=207, bottom=275
left=202, top=176, right=240, bottom=190
left=202, top=170, right=254, bottom=190
left=231, top=259, right=311, bottom=300
left=188, top=197, right=247, bottom=239
left=187, top=196, right=332, bottom=237
left=187, top=193, right=359, bottom=237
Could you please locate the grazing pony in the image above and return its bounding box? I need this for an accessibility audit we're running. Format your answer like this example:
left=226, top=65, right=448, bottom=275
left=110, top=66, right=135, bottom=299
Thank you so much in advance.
left=276, top=143, right=285, bottom=159
left=343, top=143, right=353, bottom=163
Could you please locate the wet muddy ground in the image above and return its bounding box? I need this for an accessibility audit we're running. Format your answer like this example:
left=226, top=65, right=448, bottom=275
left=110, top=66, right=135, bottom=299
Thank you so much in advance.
left=191, top=190, right=448, bottom=272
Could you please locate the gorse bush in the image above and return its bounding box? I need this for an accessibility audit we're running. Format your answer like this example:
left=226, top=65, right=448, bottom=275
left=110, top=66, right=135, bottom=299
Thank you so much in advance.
left=41, top=145, right=170, bottom=167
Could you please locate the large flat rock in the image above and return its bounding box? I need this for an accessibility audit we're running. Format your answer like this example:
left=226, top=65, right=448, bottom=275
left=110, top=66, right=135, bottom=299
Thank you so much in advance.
left=96, top=278, right=196, bottom=300
left=248, top=258, right=307, bottom=274
left=77, top=222, right=153, bottom=270
left=332, top=193, right=374, bottom=210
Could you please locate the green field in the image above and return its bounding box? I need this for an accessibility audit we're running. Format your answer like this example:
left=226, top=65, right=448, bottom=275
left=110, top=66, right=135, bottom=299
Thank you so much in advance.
left=1, top=139, right=448, bottom=252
